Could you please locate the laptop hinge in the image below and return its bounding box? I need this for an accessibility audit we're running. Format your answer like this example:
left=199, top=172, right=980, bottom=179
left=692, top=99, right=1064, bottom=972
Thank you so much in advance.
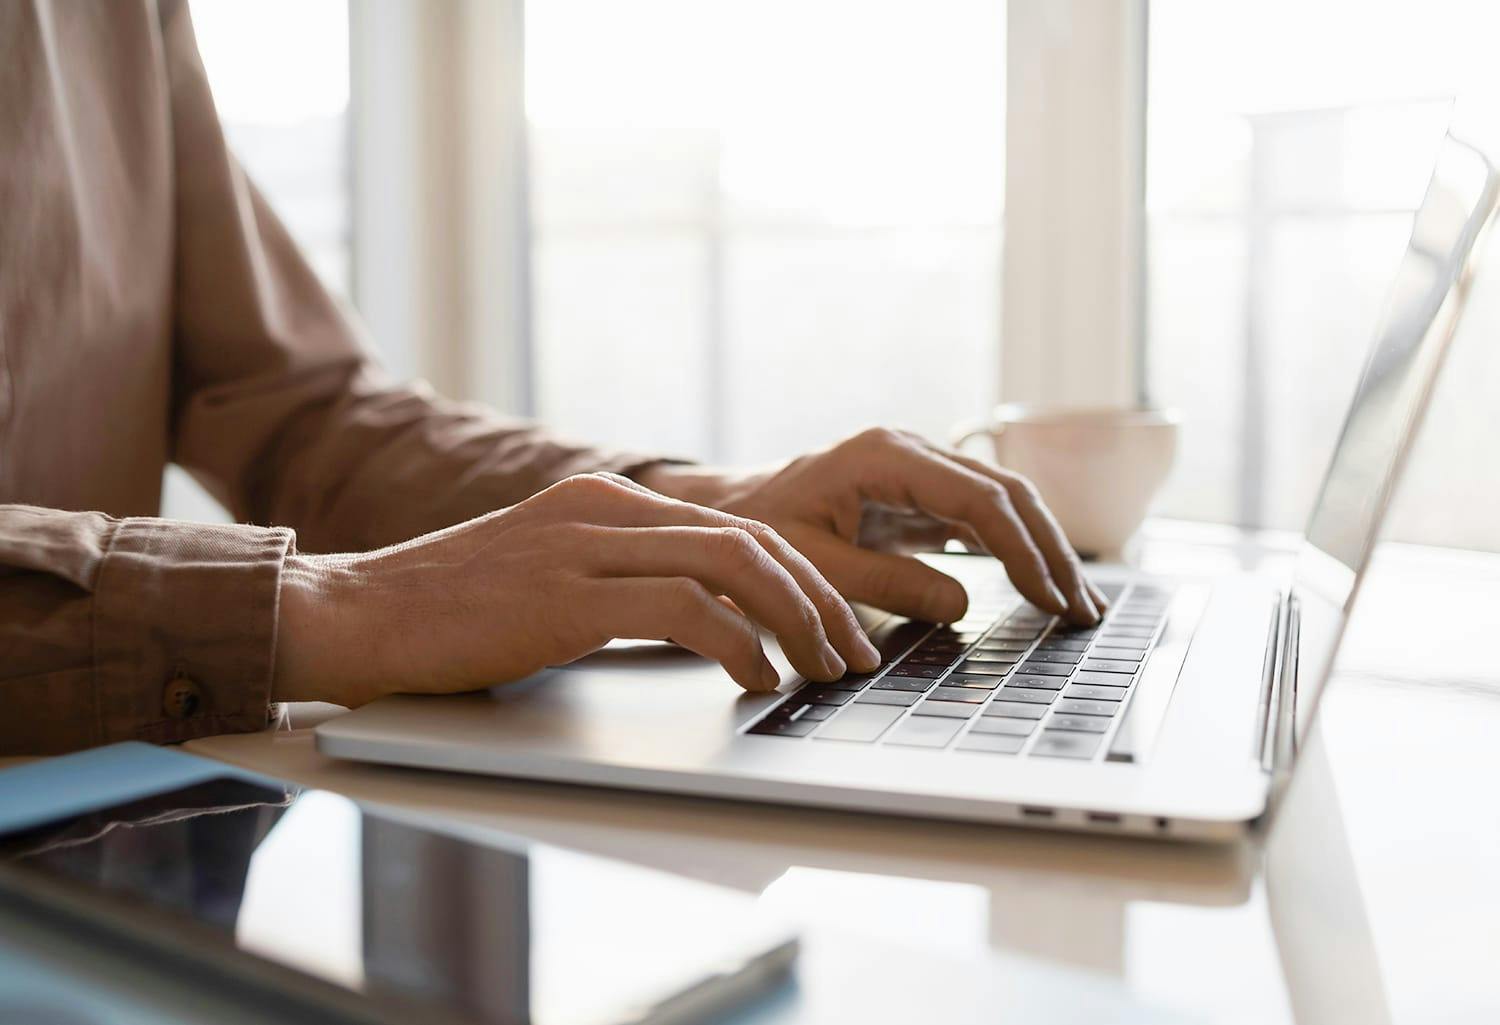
left=1271, top=593, right=1302, bottom=775
left=1255, top=591, right=1290, bottom=772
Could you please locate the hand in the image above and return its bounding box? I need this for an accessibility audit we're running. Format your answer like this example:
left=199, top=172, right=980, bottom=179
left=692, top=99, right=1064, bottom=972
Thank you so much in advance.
left=637, top=428, right=1106, bottom=626
left=273, top=474, right=881, bottom=706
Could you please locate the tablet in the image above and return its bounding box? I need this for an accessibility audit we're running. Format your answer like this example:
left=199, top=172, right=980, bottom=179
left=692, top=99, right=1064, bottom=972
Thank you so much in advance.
left=0, top=769, right=796, bottom=1025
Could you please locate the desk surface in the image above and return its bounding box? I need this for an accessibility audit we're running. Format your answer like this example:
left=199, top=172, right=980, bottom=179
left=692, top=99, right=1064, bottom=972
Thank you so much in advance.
left=178, top=524, right=1500, bottom=1025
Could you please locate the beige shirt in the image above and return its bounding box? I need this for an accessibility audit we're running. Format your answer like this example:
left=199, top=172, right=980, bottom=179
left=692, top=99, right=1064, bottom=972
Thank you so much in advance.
left=0, top=1, right=667, bottom=754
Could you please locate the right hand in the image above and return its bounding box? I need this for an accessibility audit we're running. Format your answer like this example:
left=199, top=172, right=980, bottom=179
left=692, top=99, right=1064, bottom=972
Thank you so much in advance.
left=273, top=473, right=883, bottom=706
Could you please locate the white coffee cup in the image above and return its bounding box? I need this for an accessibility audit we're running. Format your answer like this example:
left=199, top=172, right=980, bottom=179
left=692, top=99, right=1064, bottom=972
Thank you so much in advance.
left=952, top=404, right=1179, bottom=558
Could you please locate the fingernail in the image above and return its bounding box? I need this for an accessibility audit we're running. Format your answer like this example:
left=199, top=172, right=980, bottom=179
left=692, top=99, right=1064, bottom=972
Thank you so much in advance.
left=820, top=643, right=847, bottom=679
left=1077, top=589, right=1101, bottom=623
left=854, top=634, right=882, bottom=671
left=760, top=662, right=782, bottom=690
left=1046, top=584, right=1069, bottom=613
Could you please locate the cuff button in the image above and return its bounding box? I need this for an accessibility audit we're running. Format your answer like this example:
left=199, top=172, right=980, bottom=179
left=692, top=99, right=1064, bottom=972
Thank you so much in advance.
left=163, top=675, right=203, bottom=719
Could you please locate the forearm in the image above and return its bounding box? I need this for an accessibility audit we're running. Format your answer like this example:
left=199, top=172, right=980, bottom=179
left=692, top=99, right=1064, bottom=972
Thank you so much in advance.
left=180, top=355, right=691, bottom=554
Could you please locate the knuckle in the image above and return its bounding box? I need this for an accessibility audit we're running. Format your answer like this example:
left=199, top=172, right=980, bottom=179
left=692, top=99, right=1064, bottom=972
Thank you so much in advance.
left=665, top=576, right=712, bottom=616
left=1005, top=473, right=1043, bottom=503
left=556, top=473, right=620, bottom=499
left=739, top=623, right=763, bottom=661
left=793, top=595, right=824, bottom=634
left=709, top=526, right=761, bottom=567
left=734, top=517, right=779, bottom=548
left=851, top=426, right=901, bottom=452
left=985, top=480, right=1019, bottom=514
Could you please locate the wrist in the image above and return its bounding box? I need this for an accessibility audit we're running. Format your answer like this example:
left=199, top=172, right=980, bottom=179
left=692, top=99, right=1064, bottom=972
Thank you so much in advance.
left=273, top=552, right=372, bottom=706
left=633, top=463, right=762, bottom=510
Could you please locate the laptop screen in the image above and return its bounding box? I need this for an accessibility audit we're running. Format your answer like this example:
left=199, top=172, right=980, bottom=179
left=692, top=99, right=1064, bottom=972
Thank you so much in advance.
left=1292, top=131, right=1499, bottom=743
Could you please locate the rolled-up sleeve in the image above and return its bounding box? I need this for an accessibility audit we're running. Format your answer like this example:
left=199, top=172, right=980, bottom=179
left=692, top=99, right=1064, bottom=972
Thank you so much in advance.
left=0, top=505, right=289, bottom=755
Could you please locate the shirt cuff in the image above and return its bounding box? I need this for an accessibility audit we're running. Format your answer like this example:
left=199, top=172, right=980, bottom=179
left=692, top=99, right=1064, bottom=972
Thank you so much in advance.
left=92, top=518, right=294, bottom=745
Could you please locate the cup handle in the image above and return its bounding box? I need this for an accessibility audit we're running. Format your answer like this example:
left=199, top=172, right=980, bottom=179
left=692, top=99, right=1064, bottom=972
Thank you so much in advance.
left=950, top=418, right=1003, bottom=454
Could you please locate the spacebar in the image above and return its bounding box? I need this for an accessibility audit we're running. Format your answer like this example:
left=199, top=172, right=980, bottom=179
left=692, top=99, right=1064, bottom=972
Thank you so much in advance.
left=815, top=704, right=905, bottom=742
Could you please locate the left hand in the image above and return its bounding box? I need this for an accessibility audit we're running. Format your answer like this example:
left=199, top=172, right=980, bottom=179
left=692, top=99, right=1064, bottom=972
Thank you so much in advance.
left=637, top=428, right=1106, bottom=626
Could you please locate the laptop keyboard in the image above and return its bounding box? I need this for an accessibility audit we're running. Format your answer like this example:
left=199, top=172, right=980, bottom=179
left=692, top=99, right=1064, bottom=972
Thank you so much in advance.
left=745, top=581, right=1174, bottom=760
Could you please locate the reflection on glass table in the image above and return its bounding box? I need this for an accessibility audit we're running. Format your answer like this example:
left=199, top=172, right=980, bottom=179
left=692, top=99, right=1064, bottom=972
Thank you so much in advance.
left=4, top=778, right=795, bottom=1025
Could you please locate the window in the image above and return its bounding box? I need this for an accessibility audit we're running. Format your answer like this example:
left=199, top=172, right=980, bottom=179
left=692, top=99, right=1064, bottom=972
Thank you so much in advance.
left=189, top=0, right=352, bottom=297
left=1147, top=0, right=1500, bottom=549
left=167, top=0, right=351, bottom=523
left=526, top=0, right=1007, bottom=462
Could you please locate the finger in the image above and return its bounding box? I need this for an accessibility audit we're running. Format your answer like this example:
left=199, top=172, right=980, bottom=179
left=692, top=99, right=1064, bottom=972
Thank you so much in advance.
left=788, top=527, right=970, bottom=624
left=838, top=433, right=1068, bottom=615
left=1086, top=578, right=1110, bottom=614
left=571, top=482, right=879, bottom=673
left=586, top=577, right=779, bottom=692
left=940, top=450, right=1100, bottom=624
left=584, top=525, right=848, bottom=682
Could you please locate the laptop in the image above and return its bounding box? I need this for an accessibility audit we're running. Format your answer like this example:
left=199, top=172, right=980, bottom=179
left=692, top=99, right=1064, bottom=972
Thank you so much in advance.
left=318, top=129, right=1499, bottom=841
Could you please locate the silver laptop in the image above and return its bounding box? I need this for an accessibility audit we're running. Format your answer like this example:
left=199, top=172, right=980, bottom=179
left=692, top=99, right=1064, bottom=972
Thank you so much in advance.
left=318, top=129, right=1499, bottom=841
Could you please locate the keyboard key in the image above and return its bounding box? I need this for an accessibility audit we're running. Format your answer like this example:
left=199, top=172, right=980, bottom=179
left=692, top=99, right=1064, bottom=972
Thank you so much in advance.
left=1110, top=618, right=1164, bottom=633
left=927, top=686, right=989, bottom=704
left=946, top=673, right=1003, bottom=690
left=816, top=703, right=905, bottom=742
left=873, top=675, right=936, bottom=692
left=1081, top=659, right=1140, bottom=675
left=1055, top=698, right=1120, bottom=717
left=1091, top=646, right=1147, bottom=660
left=987, top=627, right=1040, bottom=640
left=884, top=715, right=964, bottom=748
left=800, top=687, right=856, bottom=705
left=960, top=657, right=1020, bottom=672
left=1031, top=731, right=1103, bottom=759
left=890, top=663, right=948, bottom=679
left=856, top=690, right=921, bottom=707
left=1064, top=683, right=1127, bottom=701
left=982, top=701, right=1047, bottom=720
left=1036, top=638, right=1090, bottom=652
left=973, top=638, right=1030, bottom=653
left=956, top=732, right=1026, bottom=754
left=997, top=687, right=1058, bottom=705
left=796, top=704, right=838, bottom=721
left=1049, top=625, right=1098, bottom=639
left=1006, top=613, right=1051, bottom=629
left=1009, top=674, right=1066, bottom=691
left=930, top=629, right=984, bottom=645
left=816, top=676, right=873, bottom=692
left=968, top=717, right=1034, bottom=736
left=1048, top=714, right=1110, bottom=733
left=1026, top=650, right=1082, bottom=665
left=1101, top=628, right=1154, bottom=641
left=957, top=659, right=1012, bottom=676
left=872, top=620, right=931, bottom=659
left=1073, top=671, right=1132, bottom=688
left=1016, top=661, right=1072, bottom=677
left=901, top=652, right=959, bottom=666
left=916, top=643, right=968, bottom=658
left=913, top=700, right=978, bottom=719
left=749, top=716, right=818, bottom=737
